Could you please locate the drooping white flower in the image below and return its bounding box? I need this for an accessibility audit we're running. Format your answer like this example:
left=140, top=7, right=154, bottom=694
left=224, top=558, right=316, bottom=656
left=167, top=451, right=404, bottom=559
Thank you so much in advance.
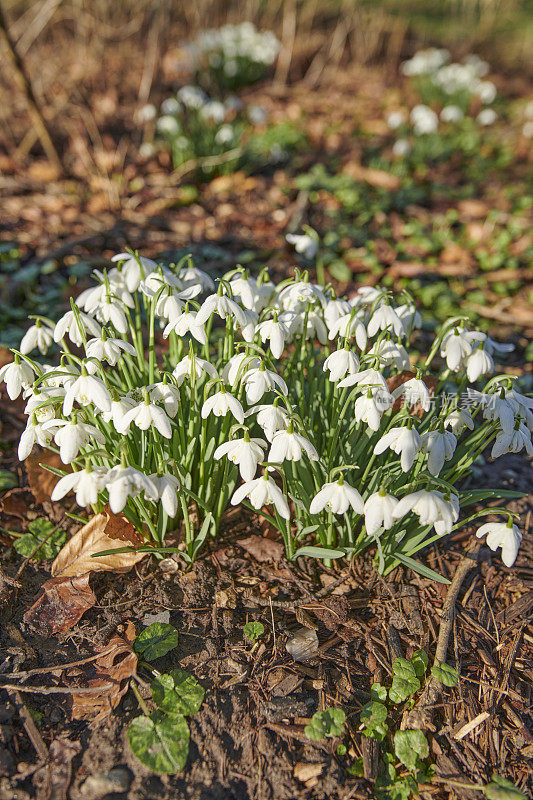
left=337, top=368, right=388, bottom=392
left=24, top=387, right=60, bottom=422
left=178, top=264, right=215, bottom=293
left=468, top=389, right=516, bottom=434
left=104, top=465, right=157, bottom=514
left=85, top=336, right=136, bottom=370
left=395, top=304, right=422, bottom=332
left=201, top=389, right=244, bottom=424
left=268, top=426, right=318, bottom=463
left=491, top=423, right=533, bottom=459
left=49, top=419, right=106, bottom=464
left=173, top=354, right=218, bottom=385
left=324, top=298, right=351, bottom=328
left=0, top=358, right=35, bottom=400
left=214, top=434, right=266, bottom=480
left=367, top=304, right=406, bottom=338
left=63, top=371, right=112, bottom=416
left=368, top=340, right=410, bottom=370
left=121, top=396, right=173, bottom=439
left=441, top=105, right=464, bottom=123
left=18, top=416, right=58, bottom=460
left=51, top=465, right=108, bottom=507
left=476, top=520, right=522, bottom=567
left=392, top=377, right=431, bottom=412
left=231, top=471, right=290, bottom=519
left=393, top=489, right=459, bottom=535
left=148, top=381, right=180, bottom=417
left=163, top=309, right=207, bottom=345
left=277, top=280, right=325, bottom=310
left=256, top=317, right=290, bottom=358
left=476, top=108, right=497, bottom=126
left=444, top=408, right=474, bottom=436
left=53, top=310, right=101, bottom=346
left=310, top=479, right=364, bottom=515
left=374, top=426, right=422, bottom=472
left=195, top=293, right=247, bottom=328
left=327, top=312, right=367, bottom=350
left=247, top=403, right=291, bottom=442
left=440, top=329, right=474, bottom=371
left=285, top=233, right=318, bottom=260
left=363, top=490, right=399, bottom=536
left=146, top=472, right=181, bottom=517
left=420, top=429, right=457, bottom=476
left=20, top=321, right=54, bottom=356
left=392, top=138, right=411, bottom=157
left=222, top=353, right=260, bottom=386
left=323, top=348, right=360, bottom=382
left=410, top=104, right=439, bottom=135
left=466, top=342, right=494, bottom=382
left=239, top=307, right=259, bottom=343
left=354, top=389, right=393, bottom=431
left=101, top=396, right=136, bottom=434
left=111, top=253, right=157, bottom=292
left=243, top=365, right=287, bottom=404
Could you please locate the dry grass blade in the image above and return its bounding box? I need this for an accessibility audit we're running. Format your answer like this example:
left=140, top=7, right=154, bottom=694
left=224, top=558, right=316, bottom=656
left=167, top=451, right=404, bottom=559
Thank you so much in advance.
left=51, top=513, right=146, bottom=578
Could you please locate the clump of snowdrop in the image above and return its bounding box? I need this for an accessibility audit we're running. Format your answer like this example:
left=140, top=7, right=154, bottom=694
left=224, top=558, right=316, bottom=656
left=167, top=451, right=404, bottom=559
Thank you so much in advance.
left=189, top=22, right=280, bottom=91
left=3, top=252, right=528, bottom=576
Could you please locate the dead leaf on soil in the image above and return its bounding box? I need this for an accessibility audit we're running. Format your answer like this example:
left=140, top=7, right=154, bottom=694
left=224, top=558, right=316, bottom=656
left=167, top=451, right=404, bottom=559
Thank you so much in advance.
left=1, top=488, right=32, bottom=520
left=103, top=504, right=144, bottom=546
left=68, top=621, right=138, bottom=723
left=25, top=450, right=67, bottom=504
left=23, top=574, right=96, bottom=635
left=239, top=535, right=284, bottom=563
left=51, top=514, right=146, bottom=578
left=343, top=162, right=401, bottom=191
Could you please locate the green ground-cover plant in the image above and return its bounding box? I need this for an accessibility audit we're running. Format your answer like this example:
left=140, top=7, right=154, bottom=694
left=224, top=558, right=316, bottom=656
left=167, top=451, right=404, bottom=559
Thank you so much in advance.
left=3, top=250, right=529, bottom=579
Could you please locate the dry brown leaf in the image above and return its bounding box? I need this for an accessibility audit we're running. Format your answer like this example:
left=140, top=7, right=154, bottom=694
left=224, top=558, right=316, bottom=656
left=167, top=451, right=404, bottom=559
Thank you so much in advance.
left=51, top=514, right=146, bottom=578
left=239, top=535, right=284, bottom=563
left=386, top=372, right=439, bottom=418
left=103, top=505, right=144, bottom=547
left=388, top=261, right=427, bottom=279
left=23, top=574, right=96, bottom=635
left=457, top=199, right=489, bottom=220
left=68, top=621, right=137, bottom=723
left=343, top=162, right=401, bottom=191
left=0, top=488, right=32, bottom=520
left=25, top=450, right=67, bottom=504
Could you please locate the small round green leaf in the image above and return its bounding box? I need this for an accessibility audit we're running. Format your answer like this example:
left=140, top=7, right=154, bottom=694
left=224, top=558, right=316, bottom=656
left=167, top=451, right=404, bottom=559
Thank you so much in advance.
left=127, top=711, right=189, bottom=774
left=134, top=623, right=179, bottom=662
left=394, top=729, right=429, bottom=772
left=431, top=661, right=459, bottom=687
left=151, top=669, right=204, bottom=716
left=304, top=708, right=345, bottom=740
left=483, top=774, right=527, bottom=800
left=243, top=621, right=265, bottom=642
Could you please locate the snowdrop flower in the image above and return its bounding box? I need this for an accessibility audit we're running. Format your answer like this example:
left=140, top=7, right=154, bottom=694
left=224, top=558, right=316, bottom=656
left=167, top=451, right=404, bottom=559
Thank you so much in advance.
left=85, top=335, right=136, bottom=370
left=105, top=465, right=157, bottom=514
left=214, top=433, right=266, bottom=481
left=163, top=308, right=207, bottom=345
left=229, top=274, right=274, bottom=313
left=324, top=298, right=351, bottom=328
left=51, top=465, right=108, bottom=507
left=256, top=316, right=290, bottom=359
left=392, top=377, right=431, bottom=412
left=392, top=138, right=411, bottom=157
left=395, top=304, right=422, bottom=332
left=195, top=292, right=247, bottom=328
left=441, top=105, right=464, bottom=123
left=49, top=419, right=106, bottom=464
left=354, top=390, right=392, bottom=431
left=18, top=415, right=57, bottom=460
left=80, top=279, right=135, bottom=321
left=173, top=353, right=218, bottom=385
left=268, top=424, right=318, bottom=463
left=491, top=422, right=533, bottom=459
left=222, top=353, right=260, bottom=386
left=247, top=403, right=291, bottom=442
left=310, top=478, right=364, bottom=515
left=201, top=388, right=244, bottom=424
left=231, top=471, right=289, bottom=520
left=278, top=280, right=325, bottom=309
left=421, top=428, right=457, bottom=476
left=0, top=358, right=35, bottom=400
left=476, top=108, right=497, bottom=126
left=294, top=309, right=328, bottom=346
left=243, top=364, right=287, bottom=404
left=477, top=81, right=496, bottom=104
left=323, top=347, right=360, bottom=382
left=410, top=105, right=439, bottom=135
left=239, top=307, right=259, bottom=343
left=468, top=389, right=515, bottom=434
left=476, top=519, right=522, bottom=567
left=444, top=408, right=474, bottom=435
left=24, top=387, right=60, bottom=422
left=374, top=426, right=422, bottom=472
left=101, top=395, right=136, bottom=434
left=178, top=265, right=215, bottom=293
left=42, top=363, right=78, bottom=389
left=148, top=381, right=180, bottom=417
left=338, top=368, right=388, bottom=392
left=387, top=111, right=405, bottom=129
left=20, top=320, right=54, bottom=355
left=146, top=472, right=180, bottom=517
left=368, top=304, right=406, bottom=338
left=465, top=342, right=494, bottom=382
left=54, top=309, right=101, bottom=346
left=368, top=340, right=410, bottom=370
left=441, top=328, right=474, bottom=371
left=505, top=390, right=533, bottom=430
left=393, top=490, right=459, bottom=535
left=328, top=312, right=367, bottom=350
left=286, top=233, right=318, bottom=260
left=121, top=394, right=172, bottom=439
left=364, top=489, right=399, bottom=536
left=63, top=370, right=112, bottom=416
left=214, top=125, right=234, bottom=145
left=111, top=253, right=157, bottom=292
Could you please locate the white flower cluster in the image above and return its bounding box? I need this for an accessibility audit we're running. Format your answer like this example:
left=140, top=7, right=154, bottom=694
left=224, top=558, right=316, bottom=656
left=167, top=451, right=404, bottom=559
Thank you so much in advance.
left=191, top=22, right=280, bottom=79
left=3, top=251, right=528, bottom=570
